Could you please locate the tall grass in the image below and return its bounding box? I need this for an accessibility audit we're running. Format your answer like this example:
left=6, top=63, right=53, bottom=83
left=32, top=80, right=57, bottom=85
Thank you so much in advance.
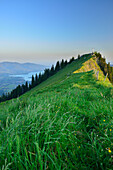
left=0, top=55, right=113, bottom=169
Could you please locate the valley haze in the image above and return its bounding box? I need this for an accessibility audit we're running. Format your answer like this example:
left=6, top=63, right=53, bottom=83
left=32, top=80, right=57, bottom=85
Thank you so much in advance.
left=0, top=61, right=47, bottom=95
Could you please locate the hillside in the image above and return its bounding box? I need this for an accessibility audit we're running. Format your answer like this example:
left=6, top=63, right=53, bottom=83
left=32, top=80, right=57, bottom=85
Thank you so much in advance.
left=0, top=54, right=113, bottom=169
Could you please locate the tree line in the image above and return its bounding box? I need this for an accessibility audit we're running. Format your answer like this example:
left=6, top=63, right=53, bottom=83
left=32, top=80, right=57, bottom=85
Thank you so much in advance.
left=0, top=57, right=75, bottom=102
left=94, top=52, right=113, bottom=84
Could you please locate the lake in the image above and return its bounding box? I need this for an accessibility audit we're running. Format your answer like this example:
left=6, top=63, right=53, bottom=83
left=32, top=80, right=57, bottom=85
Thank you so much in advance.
left=9, top=71, right=43, bottom=82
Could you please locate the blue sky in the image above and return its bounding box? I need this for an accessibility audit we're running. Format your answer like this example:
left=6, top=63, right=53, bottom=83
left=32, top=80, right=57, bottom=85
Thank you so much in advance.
left=0, top=0, right=113, bottom=65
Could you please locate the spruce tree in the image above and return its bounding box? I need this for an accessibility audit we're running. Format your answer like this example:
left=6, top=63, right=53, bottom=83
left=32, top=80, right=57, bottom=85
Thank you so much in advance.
left=25, top=82, right=28, bottom=92
left=31, top=75, right=35, bottom=87
left=50, top=65, right=54, bottom=76
left=61, top=59, right=65, bottom=69
left=78, top=54, right=80, bottom=59
left=64, top=60, right=67, bottom=66
left=55, top=61, right=60, bottom=72
left=69, top=57, right=74, bottom=63
left=35, top=73, right=38, bottom=82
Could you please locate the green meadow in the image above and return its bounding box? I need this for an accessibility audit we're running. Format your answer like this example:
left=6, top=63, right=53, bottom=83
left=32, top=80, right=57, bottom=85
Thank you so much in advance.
left=0, top=54, right=113, bottom=169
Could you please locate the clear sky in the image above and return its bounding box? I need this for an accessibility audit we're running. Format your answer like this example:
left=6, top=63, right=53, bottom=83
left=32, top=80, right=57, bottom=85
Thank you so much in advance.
left=0, top=0, right=113, bottom=65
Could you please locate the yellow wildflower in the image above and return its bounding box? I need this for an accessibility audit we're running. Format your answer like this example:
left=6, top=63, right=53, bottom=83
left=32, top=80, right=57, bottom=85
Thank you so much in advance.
left=103, top=120, right=105, bottom=122
left=110, top=129, right=112, bottom=131
left=108, top=149, right=112, bottom=153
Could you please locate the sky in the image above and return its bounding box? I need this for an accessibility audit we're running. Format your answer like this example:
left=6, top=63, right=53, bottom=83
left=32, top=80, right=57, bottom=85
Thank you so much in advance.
left=0, top=0, right=113, bottom=65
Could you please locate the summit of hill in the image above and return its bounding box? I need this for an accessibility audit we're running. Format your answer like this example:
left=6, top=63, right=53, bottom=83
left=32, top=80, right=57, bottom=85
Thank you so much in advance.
left=0, top=53, right=113, bottom=169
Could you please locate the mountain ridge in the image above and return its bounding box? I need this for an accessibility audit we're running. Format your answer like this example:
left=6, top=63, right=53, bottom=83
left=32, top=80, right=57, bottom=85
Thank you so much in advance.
left=0, top=61, right=47, bottom=74
left=0, top=53, right=113, bottom=169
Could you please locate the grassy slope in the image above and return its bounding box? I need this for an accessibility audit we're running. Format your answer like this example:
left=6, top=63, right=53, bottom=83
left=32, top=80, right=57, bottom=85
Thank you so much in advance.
left=0, top=54, right=113, bottom=169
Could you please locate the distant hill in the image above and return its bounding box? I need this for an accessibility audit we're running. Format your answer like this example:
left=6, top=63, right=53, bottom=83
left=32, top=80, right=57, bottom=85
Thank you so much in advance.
left=0, top=62, right=46, bottom=74
left=110, top=64, right=113, bottom=67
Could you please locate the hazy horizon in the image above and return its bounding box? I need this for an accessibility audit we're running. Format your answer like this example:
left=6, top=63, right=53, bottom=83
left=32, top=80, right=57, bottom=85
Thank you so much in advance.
left=0, top=0, right=113, bottom=65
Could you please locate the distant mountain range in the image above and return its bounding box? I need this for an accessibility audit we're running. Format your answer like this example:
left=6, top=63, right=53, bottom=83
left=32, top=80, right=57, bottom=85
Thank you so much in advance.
left=110, top=64, right=113, bottom=67
left=0, top=62, right=46, bottom=74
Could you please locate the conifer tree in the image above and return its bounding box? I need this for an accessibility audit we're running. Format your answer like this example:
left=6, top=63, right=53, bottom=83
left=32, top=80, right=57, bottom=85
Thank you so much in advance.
left=50, top=65, right=54, bottom=76
left=55, top=61, right=60, bottom=72
left=64, top=60, right=67, bottom=66
left=25, top=81, right=28, bottom=92
left=78, top=54, right=80, bottom=59
left=69, top=57, right=74, bottom=63
left=44, top=69, right=50, bottom=79
left=35, top=73, right=38, bottom=82
left=61, top=59, right=65, bottom=68
left=31, top=75, right=35, bottom=87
